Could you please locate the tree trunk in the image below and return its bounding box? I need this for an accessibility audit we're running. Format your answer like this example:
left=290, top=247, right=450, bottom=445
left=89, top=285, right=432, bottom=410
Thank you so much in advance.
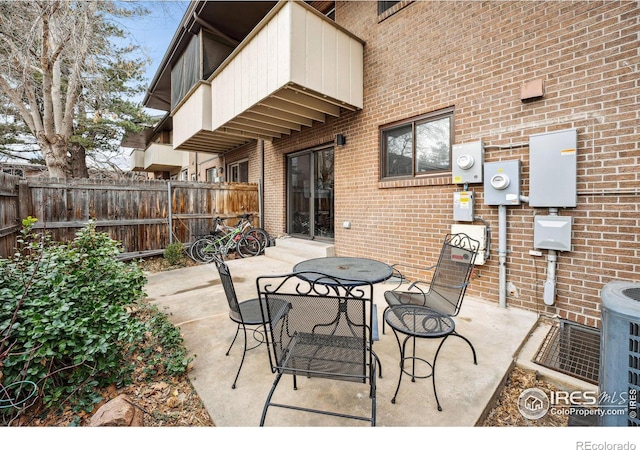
left=38, top=135, right=68, bottom=179
left=69, top=142, right=89, bottom=178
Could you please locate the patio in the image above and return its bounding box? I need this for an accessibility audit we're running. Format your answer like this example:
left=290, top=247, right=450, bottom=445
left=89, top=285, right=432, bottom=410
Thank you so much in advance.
left=145, top=254, right=540, bottom=427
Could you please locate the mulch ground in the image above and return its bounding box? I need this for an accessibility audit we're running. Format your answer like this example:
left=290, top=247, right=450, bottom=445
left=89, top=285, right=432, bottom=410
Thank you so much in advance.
left=481, top=366, right=569, bottom=427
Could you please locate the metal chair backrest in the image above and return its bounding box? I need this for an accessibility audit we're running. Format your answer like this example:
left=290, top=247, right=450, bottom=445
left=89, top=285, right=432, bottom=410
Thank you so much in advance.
left=213, top=256, right=242, bottom=321
left=427, top=233, right=479, bottom=317
left=256, top=271, right=374, bottom=382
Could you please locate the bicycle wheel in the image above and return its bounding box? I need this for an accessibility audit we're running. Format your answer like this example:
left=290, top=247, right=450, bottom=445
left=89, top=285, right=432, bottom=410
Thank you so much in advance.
left=244, top=227, right=270, bottom=254
left=191, top=238, right=218, bottom=263
left=236, top=235, right=260, bottom=258
left=188, top=238, right=206, bottom=262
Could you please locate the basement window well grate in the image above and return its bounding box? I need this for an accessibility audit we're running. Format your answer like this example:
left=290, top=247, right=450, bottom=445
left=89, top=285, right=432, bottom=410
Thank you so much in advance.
left=534, top=319, right=600, bottom=385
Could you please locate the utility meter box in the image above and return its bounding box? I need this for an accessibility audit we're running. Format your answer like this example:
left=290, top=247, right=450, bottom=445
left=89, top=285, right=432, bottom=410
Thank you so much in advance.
left=452, top=141, right=484, bottom=184
left=453, top=191, right=474, bottom=222
left=451, top=224, right=487, bottom=265
left=483, top=160, right=521, bottom=205
left=534, top=215, right=573, bottom=251
left=529, top=128, right=577, bottom=207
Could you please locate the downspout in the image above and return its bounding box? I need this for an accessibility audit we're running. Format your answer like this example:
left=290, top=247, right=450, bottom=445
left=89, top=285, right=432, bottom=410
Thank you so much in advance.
left=543, top=207, right=559, bottom=306
left=259, top=140, right=265, bottom=229
left=167, top=181, right=173, bottom=245
left=194, top=152, right=198, bottom=181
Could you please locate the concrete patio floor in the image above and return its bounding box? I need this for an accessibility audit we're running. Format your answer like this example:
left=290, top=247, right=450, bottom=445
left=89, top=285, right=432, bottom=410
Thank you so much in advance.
left=144, top=255, right=546, bottom=427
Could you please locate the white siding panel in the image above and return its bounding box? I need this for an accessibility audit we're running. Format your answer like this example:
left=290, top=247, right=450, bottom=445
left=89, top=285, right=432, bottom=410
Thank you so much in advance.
left=350, top=38, right=364, bottom=108
left=335, top=32, right=350, bottom=104
left=256, top=25, right=269, bottom=99
left=173, top=83, right=211, bottom=148
left=279, top=3, right=294, bottom=88
left=303, top=10, right=324, bottom=91
left=144, top=143, right=183, bottom=170
left=233, top=57, right=243, bottom=119
left=322, top=21, right=338, bottom=98
left=207, top=0, right=363, bottom=135
left=265, top=16, right=280, bottom=94
left=288, top=1, right=306, bottom=87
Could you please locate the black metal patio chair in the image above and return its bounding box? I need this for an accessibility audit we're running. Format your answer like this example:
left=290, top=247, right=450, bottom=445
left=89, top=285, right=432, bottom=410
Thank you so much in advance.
left=383, top=232, right=480, bottom=360
left=256, top=271, right=378, bottom=426
left=382, top=233, right=480, bottom=409
left=213, top=255, right=273, bottom=389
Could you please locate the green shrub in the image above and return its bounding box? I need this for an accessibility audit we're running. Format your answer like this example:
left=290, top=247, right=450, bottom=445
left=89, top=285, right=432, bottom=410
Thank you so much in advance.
left=0, top=219, right=192, bottom=422
left=163, top=242, right=184, bottom=266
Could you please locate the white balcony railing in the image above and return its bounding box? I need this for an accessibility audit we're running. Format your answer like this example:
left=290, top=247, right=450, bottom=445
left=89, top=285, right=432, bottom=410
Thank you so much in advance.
left=172, top=0, right=364, bottom=153
left=143, top=143, right=185, bottom=171
left=129, top=149, right=145, bottom=171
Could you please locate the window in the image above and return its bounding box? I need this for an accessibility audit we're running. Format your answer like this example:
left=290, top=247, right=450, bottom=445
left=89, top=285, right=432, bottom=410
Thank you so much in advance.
left=206, top=167, right=219, bottom=182
left=181, top=169, right=188, bottom=181
left=228, top=160, right=249, bottom=182
left=380, top=108, right=453, bottom=179
left=171, top=35, right=199, bottom=109
left=378, top=1, right=400, bottom=15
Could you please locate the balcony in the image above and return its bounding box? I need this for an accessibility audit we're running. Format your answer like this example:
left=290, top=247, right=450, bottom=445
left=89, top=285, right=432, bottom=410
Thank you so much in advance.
left=172, top=0, right=364, bottom=153
left=129, top=149, right=145, bottom=171
left=130, top=144, right=187, bottom=172
left=143, top=143, right=187, bottom=172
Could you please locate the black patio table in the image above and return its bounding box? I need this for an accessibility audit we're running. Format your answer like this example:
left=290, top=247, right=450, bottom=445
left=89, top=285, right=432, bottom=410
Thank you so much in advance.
left=292, top=257, right=392, bottom=346
left=292, top=256, right=394, bottom=286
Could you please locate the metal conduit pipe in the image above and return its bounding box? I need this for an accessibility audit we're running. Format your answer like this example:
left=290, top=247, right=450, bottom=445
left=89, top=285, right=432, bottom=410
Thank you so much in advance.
left=498, top=195, right=530, bottom=308
left=543, top=208, right=559, bottom=306
left=498, top=204, right=507, bottom=308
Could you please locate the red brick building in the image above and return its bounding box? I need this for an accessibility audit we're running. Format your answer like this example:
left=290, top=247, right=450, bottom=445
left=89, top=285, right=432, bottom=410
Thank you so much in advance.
left=141, top=1, right=639, bottom=328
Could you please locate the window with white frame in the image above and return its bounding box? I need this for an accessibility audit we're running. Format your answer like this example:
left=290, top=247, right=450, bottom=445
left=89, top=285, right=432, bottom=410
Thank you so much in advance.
left=380, top=107, right=453, bottom=179
left=227, top=160, right=248, bottom=182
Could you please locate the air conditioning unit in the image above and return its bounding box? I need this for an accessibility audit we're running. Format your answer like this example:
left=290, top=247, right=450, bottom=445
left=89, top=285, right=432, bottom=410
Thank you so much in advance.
left=599, top=281, right=640, bottom=426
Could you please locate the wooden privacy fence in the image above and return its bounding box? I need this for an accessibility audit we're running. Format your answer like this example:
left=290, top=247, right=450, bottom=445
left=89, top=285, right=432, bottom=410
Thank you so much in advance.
left=0, top=177, right=260, bottom=259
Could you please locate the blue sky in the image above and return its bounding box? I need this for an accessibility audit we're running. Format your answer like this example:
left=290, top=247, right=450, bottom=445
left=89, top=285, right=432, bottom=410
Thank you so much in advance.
left=115, top=1, right=190, bottom=104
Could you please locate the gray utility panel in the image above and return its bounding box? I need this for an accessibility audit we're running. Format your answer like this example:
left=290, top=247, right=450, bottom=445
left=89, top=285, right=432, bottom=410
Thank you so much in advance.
left=534, top=215, right=573, bottom=251
left=529, top=128, right=578, bottom=208
left=483, top=160, right=521, bottom=206
left=452, top=141, right=484, bottom=184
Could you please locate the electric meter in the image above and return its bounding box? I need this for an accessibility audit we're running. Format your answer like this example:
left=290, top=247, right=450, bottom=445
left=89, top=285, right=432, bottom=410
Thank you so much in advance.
left=483, top=160, right=521, bottom=205
left=490, top=173, right=510, bottom=190
left=452, top=141, right=484, bottom=184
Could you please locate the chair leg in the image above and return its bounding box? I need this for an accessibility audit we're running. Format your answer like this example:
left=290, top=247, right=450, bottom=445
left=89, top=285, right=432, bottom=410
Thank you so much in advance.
left=382, top=306, right=389, bottom=334
left=230, top=324, right=248, bottom=389
left=370, top=360, right=377, bottom=427
left=451, top=331, right=478, bottom=365
left=431, top=335, right=450, bottom=412
left=260, top=371, right=284, bottom=426
left=371, top=349, right=383, bottom=378
left=225, top=324, right=241, bottom=356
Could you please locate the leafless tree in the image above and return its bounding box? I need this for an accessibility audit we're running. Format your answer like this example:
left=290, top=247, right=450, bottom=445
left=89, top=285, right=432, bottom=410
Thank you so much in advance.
left=0, top=1, right=149, bottom=179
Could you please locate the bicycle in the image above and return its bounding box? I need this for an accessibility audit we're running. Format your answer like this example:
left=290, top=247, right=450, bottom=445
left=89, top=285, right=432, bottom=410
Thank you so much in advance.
left=188, top=214, right=270, bottom=263
left=189, top=221, right=257, bottom=263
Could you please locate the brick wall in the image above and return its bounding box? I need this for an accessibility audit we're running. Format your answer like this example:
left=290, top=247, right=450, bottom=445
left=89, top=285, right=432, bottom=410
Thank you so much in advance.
left=232, top=0, right=639, bottom=328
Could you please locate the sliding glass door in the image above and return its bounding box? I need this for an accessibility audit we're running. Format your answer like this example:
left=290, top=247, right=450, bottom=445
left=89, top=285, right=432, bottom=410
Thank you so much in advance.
left=287, top=145, right=334, bottom=240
